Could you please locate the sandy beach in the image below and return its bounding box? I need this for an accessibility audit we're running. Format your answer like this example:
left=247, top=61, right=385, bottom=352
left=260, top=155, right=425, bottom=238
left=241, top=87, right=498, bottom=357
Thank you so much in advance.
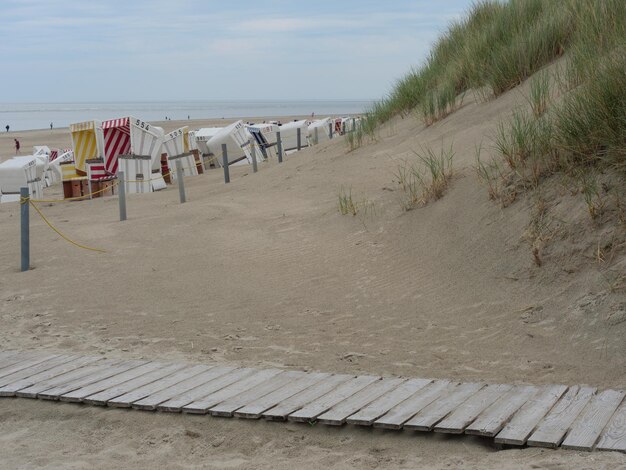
left=0, top=89, right=624, bottom=469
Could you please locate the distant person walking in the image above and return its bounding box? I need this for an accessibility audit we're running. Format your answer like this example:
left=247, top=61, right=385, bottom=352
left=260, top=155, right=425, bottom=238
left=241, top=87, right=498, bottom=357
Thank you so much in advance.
left=14, top=138, right=20, bottom=154
left=50, top=122, right=53, bottom=129
left=5, top=125, right=8, bottom=132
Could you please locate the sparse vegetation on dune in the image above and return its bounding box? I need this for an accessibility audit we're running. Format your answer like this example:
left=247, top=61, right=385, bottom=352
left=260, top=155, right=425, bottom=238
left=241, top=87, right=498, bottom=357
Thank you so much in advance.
left=345, top=0, right=625, bottom=268
left=394, top=143, right=455, bottom=211
left=353, top=0, right=625, bottom=165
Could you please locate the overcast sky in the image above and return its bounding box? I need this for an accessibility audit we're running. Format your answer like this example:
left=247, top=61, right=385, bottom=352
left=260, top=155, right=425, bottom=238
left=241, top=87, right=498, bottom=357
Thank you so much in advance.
left=1, top=0, right=474, bottom=102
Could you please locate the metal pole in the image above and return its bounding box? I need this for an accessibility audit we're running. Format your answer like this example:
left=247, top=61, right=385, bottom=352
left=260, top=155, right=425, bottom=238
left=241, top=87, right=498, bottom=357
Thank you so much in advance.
left=329, top=122, right=333, bottom=139
left=175, top=158, right=186, bottom=203
left=222, top=144, right=230, bottom=184
left=276, top=131, right=283, bottom=163
left=250, top=139, right=258, bottom=173
left=297, top=128, right=301, bottom=151
left=314, top=127, right=319, bottom=145
left=118, top=171, right=127, bottom=221
left=20, top=187, right=29, bottom=272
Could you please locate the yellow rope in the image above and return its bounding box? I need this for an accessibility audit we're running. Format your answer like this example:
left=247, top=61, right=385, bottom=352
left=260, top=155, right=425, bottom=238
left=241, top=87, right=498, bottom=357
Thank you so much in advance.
left=31, top=179, right=119, bottom=203
left=26, top=198, right=106, bottom=253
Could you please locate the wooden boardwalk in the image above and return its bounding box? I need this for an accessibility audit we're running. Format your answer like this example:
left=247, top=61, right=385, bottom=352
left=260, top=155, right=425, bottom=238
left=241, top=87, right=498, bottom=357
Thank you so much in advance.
left=0, top=350, right=624, bottom=453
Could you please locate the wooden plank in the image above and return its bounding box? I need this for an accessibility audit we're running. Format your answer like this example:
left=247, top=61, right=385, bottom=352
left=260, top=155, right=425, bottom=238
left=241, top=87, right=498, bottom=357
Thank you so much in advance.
left=234, top=372, right=331, bottom=419
left=465, top=385, right=539, bottom=437
left=404, top=382, right=485, bottom=431
left=434, top=384, right=513, bottom=434
left=346, top=378, right=432, bottom=426
left=0, top=354, right=63, bottom=381
left=0, top=351, right=19, bottom=362
left=132, top=366, right=235, bottom=411
left=287, top=375, right=381, bottom=423
left=0, top=355, right=79, bottom=389
left=527, top=385, right=596, bottom=448
left=0, top=354, right=41, bottom=375
left=317, top=377, right=407, bottom=426
left=561, top=389, right=626, bottom=451
left=157, top=367, right=252, bottom=412
left=596, top=399, right=626, bottom=453
left=60, top=362, right=164, bottom=402
left=182, top=369, right=283, bottom=414
left=82, top=363, right=187, bottom=406
left=373, top=380, right=454, bottom=430
left=16, top=358, right=118, bottom=398
left=0, top=351, right=27, bottom=369
left=108, top=364, right=211, bottom=408
left=0, top=356, right=102, bottom=397
left=262, top=374, right=354, bottom=421
left=210, top=371, right=306, bottom=417
left=494, top=385, right=568, bottom=445
left=38, top=360, right=149, bottom=400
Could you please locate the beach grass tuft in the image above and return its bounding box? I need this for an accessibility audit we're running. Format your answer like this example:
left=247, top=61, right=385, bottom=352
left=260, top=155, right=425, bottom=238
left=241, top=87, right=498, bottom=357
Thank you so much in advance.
left=395, top=143, right=455, bottom=210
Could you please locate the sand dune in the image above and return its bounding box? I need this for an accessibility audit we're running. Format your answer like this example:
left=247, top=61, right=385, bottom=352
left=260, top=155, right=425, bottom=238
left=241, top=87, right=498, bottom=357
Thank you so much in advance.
left=0, top=90, right=624, bottom=468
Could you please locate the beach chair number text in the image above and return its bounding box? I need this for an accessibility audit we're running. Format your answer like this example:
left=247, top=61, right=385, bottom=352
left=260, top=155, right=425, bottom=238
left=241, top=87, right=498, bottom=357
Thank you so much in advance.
left=135, top=119, right=150, bottom=131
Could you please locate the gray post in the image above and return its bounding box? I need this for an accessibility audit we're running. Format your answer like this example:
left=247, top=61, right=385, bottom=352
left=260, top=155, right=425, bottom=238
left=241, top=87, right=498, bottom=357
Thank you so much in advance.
left=175, top=158, right=186, bottom=203
left=118, top=171, right=127, bottom=221
left=222, top=144, right=230, bottom=183
left=329, top=122, right=333, bottom=139
left=314, top=127, right=319, bottom=145
left=20, top=187, right=29, bottom=272
left=297, top=128, right=301, bottom=151
left=250, top=139, right=258, bottom=173
left=352, top=117, right=356, bottom=133
left=276, top=131, right=283, bottom=163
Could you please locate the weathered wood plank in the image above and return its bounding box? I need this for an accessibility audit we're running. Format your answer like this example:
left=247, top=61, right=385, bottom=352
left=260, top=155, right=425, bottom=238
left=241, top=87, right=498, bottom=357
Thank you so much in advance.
left=561, top=389, right=625, bottom=451
left=38, top=360, right=149, bottom=400
left=0, top=351, right=26, bottom=369
left=465, top=385, right=538, bottom=437
left=287, top=375, right=380, bottom=423
left=0, top=354, right=62, bottom=381
left=0, top=356, right=102, bottom=397
left=60, top=362, right=162, bottom=402
left=108, top=365, right=211, bottom=408
left=434, top=384, right=513, bottom=434
left=83, top=363, right=187, bottom=406
left=317, top=377, right=407, bottom=426
left=494, top=385, right=568, bottom=445
left=0, top=355, right=79, bottom=389
left=262, top=374, right=353, bottom=421
left=156, top=367, right=252, bottom=412
left=527, top=385, right=596, bottom=448
left=596, top=400, right=626, bottom=453
left=132, top=366, right=234, bottom=411
left=404, top=382, right=485, bottom=431
left=373, top=380, right=454, bottom=430
left=0, top=351, right=19, bottom=362
left=210, top=371, right=306, bottom=417
left=234, top=372, right=330, bottom=419
left=182, top=369, right=283, bottom=414
left=16, top=358, right=118, bottom=398
left=346, top=378, right=432, bottom=426
left=0, top=354, right=42, bottom=375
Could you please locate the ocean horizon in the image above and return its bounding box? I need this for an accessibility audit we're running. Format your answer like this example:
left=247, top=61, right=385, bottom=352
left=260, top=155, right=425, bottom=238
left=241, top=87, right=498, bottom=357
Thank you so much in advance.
left=0, top=100, right=374, bottom=132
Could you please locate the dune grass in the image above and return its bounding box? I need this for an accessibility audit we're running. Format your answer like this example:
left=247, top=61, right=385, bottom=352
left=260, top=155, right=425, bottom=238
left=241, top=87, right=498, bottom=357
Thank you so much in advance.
left=394, top=143, right=455, bottom=210
left=353, top=0, right=625, bottom=179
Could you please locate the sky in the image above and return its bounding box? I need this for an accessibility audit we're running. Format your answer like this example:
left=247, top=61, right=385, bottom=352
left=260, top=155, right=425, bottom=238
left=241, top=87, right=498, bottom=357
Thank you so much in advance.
left=0, top=0, right=474, bottom=102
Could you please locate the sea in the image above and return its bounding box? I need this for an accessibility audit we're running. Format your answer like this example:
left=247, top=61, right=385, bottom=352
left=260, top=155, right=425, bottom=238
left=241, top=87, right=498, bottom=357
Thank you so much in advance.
left=0, top=100, right=374, bottom=132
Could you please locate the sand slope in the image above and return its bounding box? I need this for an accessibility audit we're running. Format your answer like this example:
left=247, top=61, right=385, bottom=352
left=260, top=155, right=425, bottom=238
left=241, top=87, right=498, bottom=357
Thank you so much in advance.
left=0, top=91, right=624, bottom=468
